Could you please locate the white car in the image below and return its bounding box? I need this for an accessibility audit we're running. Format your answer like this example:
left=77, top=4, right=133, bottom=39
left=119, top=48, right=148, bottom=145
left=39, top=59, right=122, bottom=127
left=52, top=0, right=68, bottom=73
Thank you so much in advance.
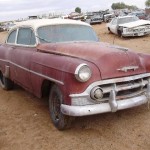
left=107, top=16, right=150, bottom=37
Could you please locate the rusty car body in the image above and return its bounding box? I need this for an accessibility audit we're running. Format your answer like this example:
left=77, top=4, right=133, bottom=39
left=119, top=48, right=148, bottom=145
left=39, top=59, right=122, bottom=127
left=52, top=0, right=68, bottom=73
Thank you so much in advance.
left=0, top=19, right=150, bottom=130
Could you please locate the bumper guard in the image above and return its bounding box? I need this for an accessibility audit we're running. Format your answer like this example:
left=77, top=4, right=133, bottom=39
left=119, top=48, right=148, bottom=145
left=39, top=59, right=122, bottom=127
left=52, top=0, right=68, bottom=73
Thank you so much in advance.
left=61, top=95, right=148, bottom=116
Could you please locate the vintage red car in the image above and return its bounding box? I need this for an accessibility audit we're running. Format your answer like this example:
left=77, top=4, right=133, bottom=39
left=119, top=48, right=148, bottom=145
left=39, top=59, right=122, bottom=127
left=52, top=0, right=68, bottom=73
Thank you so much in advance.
left=0, top=19, right=150, bottom=130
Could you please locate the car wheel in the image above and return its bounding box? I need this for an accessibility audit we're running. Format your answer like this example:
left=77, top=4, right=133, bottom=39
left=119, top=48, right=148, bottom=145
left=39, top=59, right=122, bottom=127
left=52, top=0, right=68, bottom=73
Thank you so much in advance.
left=108, top=27, right=112, bottom=34
left=0, top=72, right=14, bottom=90
left=117, top=30, right=123, bottom=37
left=49, top=84, right=74, bottom=130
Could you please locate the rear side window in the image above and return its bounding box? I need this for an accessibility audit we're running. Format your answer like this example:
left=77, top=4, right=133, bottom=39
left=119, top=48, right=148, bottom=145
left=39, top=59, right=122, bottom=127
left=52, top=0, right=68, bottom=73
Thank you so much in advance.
left=17, top=28, right=36, bottom=45
left=7, top=30, right=17, bottom=44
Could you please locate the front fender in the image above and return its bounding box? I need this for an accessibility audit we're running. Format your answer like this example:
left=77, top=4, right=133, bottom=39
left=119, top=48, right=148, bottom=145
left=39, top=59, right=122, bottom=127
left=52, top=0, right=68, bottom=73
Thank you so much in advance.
left=138, top=53, right=150, bottom=72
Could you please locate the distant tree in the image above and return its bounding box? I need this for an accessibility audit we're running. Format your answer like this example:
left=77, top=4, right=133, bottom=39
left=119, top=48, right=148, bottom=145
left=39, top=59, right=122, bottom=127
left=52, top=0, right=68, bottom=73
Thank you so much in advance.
left=111, top=2, right=126, bottom=9
left=111, top=2, right=138, bottom=10
left=75, top=7, right=81, bottom=13
left=128, top=5, right=138, bottom=10
left=145, top=0, right=150, bottom=7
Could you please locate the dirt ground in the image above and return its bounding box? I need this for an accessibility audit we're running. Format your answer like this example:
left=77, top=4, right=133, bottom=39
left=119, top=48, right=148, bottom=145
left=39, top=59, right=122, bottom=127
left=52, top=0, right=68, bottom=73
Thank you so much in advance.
left=0, top=23, right=150, bottom=150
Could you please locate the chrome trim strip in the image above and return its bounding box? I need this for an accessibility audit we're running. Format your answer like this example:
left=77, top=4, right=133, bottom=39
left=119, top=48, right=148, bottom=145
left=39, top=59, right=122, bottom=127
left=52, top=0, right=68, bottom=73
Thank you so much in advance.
left=6, top=27, right=38, bottom=47
left=117, top=66, right=139, bottom=72
left=61, top=95, right=148, bottom=116
left=30, top=70, right=64, bottom=85
left=0, top=58, right=64, bottom=85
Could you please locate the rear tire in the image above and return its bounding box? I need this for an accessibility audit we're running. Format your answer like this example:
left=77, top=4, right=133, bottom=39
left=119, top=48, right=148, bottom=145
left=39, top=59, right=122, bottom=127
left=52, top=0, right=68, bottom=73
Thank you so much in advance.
left=49, top=84, right=74, bottom=130
left=0, top=72, right=14, bottom=90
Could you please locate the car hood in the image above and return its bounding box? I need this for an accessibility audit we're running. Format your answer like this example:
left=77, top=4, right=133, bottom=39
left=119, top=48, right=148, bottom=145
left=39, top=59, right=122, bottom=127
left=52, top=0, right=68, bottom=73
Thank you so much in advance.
left=37, top=42, right=146, bottom=79
left=119, top=19, right=150, bottom=28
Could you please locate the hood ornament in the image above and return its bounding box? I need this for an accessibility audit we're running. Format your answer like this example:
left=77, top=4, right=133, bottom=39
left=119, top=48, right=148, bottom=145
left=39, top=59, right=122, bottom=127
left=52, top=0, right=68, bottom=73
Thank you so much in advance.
left=117, top=66, right=139, bottom=72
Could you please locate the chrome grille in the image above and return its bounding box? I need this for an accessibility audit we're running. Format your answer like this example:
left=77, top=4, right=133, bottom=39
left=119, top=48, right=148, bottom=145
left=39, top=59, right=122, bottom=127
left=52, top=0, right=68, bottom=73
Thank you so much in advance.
left=70, top=73, right=150, bottom=106
left=99, top=77, right=148, bottom=102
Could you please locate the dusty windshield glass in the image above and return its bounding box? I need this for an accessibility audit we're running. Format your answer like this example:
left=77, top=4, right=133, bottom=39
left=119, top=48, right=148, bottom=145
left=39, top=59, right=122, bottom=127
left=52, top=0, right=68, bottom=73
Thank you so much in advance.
left=37, top=24, right=98, bottom=43
left=118, top=16, right=139, bottom=24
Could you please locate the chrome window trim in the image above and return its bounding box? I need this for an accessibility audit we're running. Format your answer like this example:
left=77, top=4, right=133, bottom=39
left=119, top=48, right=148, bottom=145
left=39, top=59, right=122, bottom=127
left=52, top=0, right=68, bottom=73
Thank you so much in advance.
left=6, top=28, right=18, bottom=44
left=0, top=58, right=64, bottom=85
left=6, top=26, right=38, bottom=47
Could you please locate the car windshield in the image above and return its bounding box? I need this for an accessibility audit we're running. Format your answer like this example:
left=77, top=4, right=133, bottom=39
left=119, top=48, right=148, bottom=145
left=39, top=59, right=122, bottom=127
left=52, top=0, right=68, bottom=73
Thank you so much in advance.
left=37, top=24, right=98, bottom=43
left=118, top=16, right=139, bottom=24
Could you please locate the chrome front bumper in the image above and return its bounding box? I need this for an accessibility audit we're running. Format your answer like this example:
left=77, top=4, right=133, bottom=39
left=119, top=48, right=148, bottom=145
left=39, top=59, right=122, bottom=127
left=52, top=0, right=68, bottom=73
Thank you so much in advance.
left=61, top=73, right=150, bottom=117
left=61, top=95, right=148, bottom=116
left=122, top=30, right=150, bottom=37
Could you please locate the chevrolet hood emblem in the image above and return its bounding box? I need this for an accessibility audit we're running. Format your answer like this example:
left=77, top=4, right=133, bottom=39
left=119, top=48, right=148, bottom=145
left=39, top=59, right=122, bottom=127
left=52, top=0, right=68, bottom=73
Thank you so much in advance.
left=117, top=66, right=139, bottom=72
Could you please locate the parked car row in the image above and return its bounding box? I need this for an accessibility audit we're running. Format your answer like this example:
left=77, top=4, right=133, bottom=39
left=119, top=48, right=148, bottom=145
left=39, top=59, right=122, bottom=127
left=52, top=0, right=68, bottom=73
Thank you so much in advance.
left=68, top=10, right=148, bottom=25
left=0, top=23, right=16, bottom=32
left=84, top=11, right=115, bottom=24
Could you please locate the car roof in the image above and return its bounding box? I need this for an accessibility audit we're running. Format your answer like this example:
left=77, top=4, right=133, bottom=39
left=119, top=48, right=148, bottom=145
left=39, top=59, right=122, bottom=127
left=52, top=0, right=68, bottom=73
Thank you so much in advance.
left=12, top=18, right=91, bottom=30
left=117, top=15, right=135, bottom=19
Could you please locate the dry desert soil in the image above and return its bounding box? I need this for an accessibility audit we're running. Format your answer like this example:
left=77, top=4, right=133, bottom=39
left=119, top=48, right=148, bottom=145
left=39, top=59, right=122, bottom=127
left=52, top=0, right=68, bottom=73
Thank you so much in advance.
left=0, top=23, right=150, bottom=150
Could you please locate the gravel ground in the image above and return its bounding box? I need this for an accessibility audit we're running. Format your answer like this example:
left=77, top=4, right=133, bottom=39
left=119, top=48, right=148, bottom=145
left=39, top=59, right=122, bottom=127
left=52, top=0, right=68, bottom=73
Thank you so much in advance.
left=0, top=23, right=150, bottom=150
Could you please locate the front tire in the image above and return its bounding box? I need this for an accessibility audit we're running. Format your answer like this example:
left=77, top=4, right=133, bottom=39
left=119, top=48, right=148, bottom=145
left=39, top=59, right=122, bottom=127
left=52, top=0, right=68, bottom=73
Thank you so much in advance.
left=0, top=72, right=14, bottom=90
left=49, top=84, right=73, bottom=130
left=108, top=27, right=111, bottom=33
left=117, top=30, right=123, bottom=38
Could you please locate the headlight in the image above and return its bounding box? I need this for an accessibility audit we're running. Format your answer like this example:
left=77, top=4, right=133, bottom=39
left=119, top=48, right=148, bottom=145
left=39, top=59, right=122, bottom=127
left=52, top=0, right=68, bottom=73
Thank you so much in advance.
left=75, top=64, right=92, bottom=82
left=128, top=28, right=133, bottom=32
left=146, top=25, right=150, bottom=29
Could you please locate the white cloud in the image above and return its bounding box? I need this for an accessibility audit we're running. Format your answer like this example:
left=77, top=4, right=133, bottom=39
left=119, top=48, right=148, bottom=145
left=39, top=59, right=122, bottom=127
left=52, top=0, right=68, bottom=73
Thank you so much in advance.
left=0, top=0, right=146, bottom=22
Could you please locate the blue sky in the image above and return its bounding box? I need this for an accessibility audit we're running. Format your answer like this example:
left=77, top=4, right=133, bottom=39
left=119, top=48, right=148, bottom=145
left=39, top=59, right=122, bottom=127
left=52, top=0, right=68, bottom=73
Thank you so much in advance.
left=0, top=0, right=146, bottom=22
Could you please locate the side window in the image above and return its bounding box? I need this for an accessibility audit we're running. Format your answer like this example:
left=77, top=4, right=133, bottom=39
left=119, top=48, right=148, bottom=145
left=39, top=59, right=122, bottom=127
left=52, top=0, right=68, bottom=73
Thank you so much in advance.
left=7, top=30, right=17, bottom=44
left=17, top=28, right=36, bottom=46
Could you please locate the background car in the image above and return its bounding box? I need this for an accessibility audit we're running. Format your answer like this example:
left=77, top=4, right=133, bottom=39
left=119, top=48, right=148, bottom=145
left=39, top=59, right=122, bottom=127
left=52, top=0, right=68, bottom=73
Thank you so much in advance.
left=107, top=15, right=150, bottom=37
left=129, top=11, right=147, bottom=20
left=85, top=12, right=103, bottom=24
left=103, top=13, right=115, bottom=22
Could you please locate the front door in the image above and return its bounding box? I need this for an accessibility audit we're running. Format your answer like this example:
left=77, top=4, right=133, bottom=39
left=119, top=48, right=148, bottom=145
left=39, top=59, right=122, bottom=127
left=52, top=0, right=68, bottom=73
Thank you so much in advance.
left=11, top=27, right=36, bottom=91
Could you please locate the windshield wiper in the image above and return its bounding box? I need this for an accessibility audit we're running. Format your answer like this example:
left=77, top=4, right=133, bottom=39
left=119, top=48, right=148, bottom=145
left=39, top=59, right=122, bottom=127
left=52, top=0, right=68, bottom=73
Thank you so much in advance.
left=36, top=35, right=51, bottom=43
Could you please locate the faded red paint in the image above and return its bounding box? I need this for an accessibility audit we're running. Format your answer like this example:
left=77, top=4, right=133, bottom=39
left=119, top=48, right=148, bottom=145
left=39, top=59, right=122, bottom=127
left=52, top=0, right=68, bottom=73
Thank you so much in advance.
left=0, top=41, right=149, bottom=105
left=37, top=42, right=146, bottom=79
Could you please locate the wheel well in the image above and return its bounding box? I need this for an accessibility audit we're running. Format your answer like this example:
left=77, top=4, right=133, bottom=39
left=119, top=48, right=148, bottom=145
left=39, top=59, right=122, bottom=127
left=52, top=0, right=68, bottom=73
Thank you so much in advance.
left=41, top=80, right=54, bottom=98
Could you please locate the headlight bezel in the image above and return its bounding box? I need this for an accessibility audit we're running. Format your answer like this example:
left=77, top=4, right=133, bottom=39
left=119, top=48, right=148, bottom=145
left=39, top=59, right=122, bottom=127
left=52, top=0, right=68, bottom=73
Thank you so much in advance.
left=75, top=63, right=92, bottom=82
left=127, top=28, right=133, bottom=32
